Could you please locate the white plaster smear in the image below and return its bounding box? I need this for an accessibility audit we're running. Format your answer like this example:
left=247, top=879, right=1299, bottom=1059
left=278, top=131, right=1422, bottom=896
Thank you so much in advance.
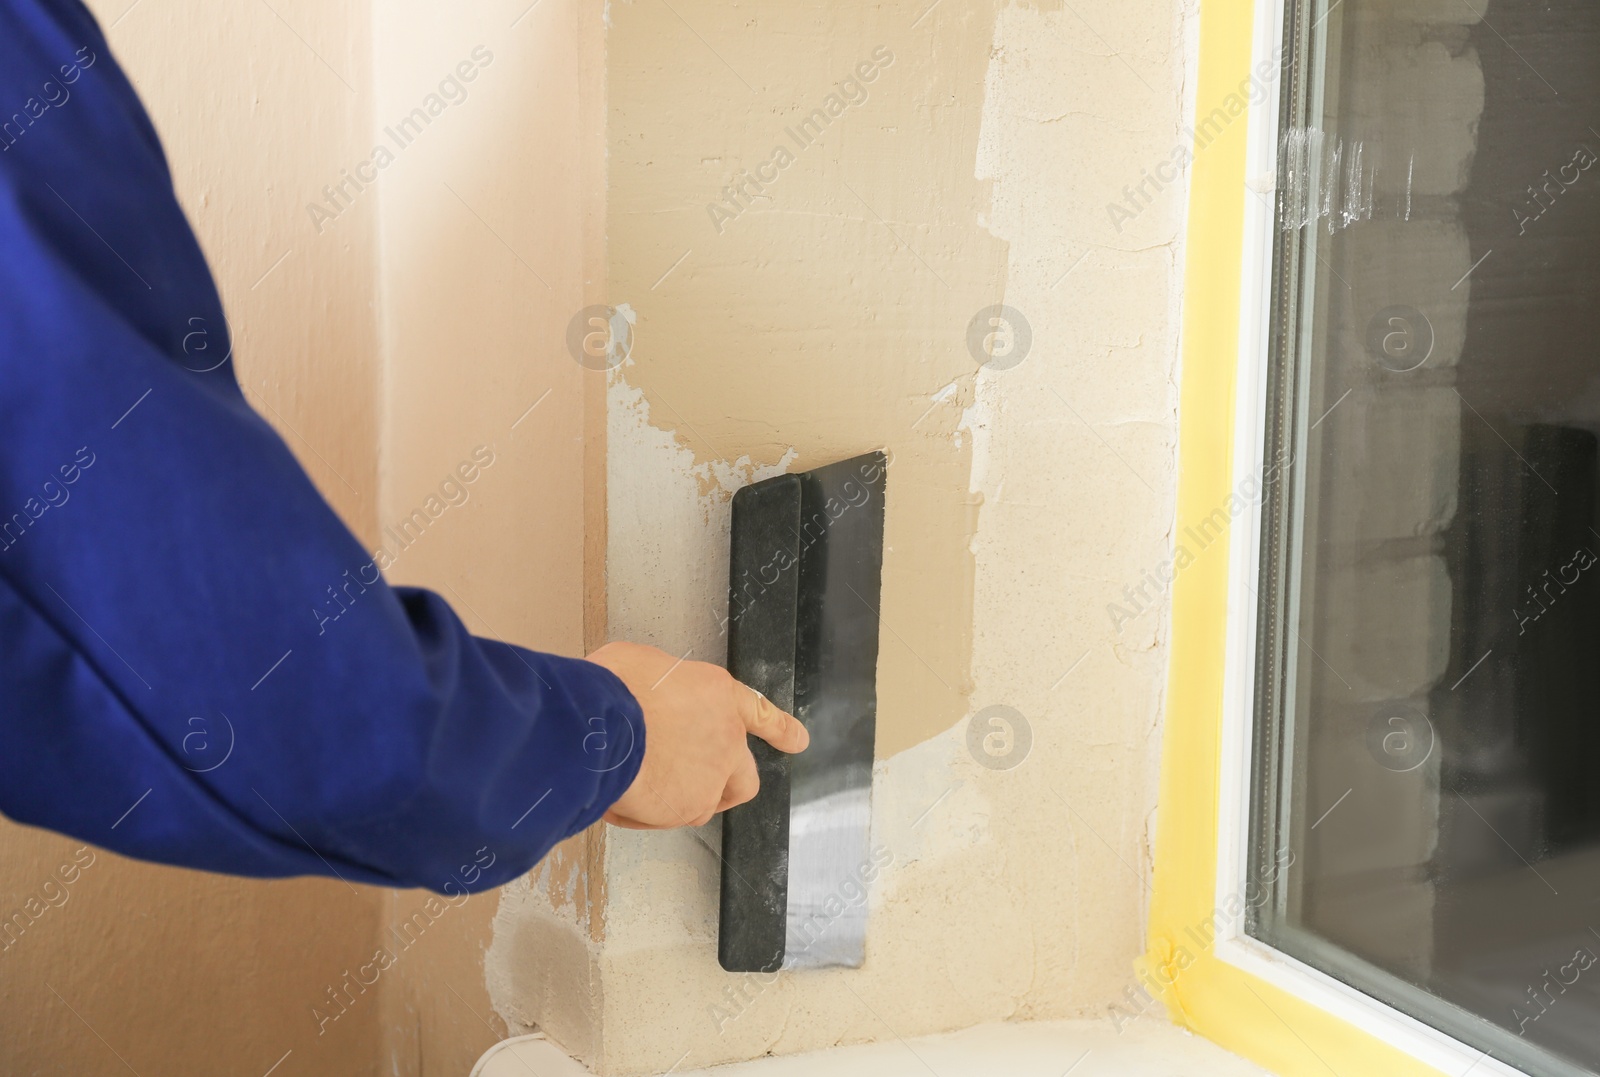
left=474, top=1020, right=1274, bottom=1077
left=592, top=354, right=1046, bottom=1071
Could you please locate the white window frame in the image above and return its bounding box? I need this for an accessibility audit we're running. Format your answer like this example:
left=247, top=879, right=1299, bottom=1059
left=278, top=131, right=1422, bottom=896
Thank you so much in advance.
left=1212, top=2, right=1551, bottom=1074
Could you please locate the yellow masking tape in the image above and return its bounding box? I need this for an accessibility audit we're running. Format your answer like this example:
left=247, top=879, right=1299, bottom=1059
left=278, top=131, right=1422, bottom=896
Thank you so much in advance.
left=1150, top=2, right=1449, bottom=1073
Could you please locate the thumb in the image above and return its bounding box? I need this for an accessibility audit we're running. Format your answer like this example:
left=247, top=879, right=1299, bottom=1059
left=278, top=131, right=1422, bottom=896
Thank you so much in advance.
left=733, top=680, right=809, bottom=753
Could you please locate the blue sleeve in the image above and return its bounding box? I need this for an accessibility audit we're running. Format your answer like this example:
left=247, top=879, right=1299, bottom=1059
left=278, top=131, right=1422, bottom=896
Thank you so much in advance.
left=0, top=1, right=643, bottom=894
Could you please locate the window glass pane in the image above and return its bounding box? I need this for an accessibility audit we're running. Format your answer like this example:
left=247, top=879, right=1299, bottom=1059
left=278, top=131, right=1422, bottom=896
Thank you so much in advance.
left=1250, top=1, right=1600, bottom=1072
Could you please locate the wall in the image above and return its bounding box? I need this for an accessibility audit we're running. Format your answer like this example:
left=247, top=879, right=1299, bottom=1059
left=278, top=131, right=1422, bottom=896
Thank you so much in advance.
left=372, top=1, right=610, bottom=1075
left=5, top=2, right=1202, bottom=1074
left=0, top=2, right=388, bottom=1075
left=1, top=2, right=606, bottom=1075
left=555, top=1, right=1195, bottom=1072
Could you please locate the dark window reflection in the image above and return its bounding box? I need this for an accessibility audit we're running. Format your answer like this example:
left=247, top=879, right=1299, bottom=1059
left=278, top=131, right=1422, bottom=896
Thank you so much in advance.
left=1253, top=1, right=1600, bottom=1072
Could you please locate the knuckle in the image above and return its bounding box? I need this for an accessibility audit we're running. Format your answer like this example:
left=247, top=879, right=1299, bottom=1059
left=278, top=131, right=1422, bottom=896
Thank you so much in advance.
left=743, top=686, right=774, bottom=726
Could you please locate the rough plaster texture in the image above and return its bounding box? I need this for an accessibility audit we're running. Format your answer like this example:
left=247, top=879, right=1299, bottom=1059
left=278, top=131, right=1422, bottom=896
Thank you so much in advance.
left=570, top=1, right=1196, bottom=1073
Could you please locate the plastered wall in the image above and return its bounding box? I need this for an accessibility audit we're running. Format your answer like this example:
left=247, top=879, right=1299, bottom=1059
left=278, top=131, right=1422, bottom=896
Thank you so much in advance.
left=537, top=1, right=1197, bottom=1073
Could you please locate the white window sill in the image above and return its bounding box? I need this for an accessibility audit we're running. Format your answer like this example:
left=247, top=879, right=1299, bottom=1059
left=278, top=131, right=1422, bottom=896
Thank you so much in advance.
left=471, top=1018, right=1276, bottom=1077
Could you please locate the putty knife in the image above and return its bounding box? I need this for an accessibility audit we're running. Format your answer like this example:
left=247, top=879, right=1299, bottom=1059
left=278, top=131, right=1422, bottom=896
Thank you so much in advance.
left=718, top=451, right=886, bottom=973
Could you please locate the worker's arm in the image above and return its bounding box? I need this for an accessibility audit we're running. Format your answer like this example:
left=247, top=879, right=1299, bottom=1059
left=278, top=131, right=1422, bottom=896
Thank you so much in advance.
left=0, top=1, right=802, bottom=894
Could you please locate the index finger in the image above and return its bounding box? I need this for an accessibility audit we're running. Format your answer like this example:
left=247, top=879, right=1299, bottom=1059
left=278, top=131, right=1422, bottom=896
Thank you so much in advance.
left=734, top=681, right=809, bottom=753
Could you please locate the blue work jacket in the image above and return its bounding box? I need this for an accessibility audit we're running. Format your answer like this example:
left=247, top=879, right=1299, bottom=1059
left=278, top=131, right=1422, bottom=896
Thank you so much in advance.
left=0, top=1, right=643, bottom=894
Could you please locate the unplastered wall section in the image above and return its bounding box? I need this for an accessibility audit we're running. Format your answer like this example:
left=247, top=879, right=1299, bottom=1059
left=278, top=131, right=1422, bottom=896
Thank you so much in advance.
left=593, top=1, right=1193, bottom=1073
left=0, top=3, right=389, bottom=1077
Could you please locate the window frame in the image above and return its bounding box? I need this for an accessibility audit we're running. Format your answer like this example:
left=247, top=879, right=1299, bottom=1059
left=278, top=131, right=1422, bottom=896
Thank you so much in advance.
left=1151, top=1, right=1552, bottom=1073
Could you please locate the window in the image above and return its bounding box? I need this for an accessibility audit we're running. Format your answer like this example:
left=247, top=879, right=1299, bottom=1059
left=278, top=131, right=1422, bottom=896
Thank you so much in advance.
left=1246, top=1, right=1600, bottom=1074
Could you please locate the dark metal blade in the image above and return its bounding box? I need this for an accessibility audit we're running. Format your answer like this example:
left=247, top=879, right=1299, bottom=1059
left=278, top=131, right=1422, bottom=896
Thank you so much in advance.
left=719, top=452, right=886, bottom=973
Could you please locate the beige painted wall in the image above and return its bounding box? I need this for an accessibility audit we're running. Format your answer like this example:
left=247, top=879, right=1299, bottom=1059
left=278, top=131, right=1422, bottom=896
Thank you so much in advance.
left=559, top=1, right=1196, bottom=1074
left=0, top=3, right=389, bottom=1076
left=371, top=1, right=610, bottom=1075
left=1, top=2, right=603, bottom=1075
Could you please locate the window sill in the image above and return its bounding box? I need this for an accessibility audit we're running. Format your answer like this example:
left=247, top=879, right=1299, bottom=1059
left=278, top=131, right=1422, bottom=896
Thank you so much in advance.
left=471, top=1018, right=1276, bottom=1077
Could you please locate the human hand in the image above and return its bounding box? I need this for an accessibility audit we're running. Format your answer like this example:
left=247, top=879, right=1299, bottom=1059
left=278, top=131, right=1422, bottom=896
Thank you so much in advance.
left=585, top=641, right=809, bottom=829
